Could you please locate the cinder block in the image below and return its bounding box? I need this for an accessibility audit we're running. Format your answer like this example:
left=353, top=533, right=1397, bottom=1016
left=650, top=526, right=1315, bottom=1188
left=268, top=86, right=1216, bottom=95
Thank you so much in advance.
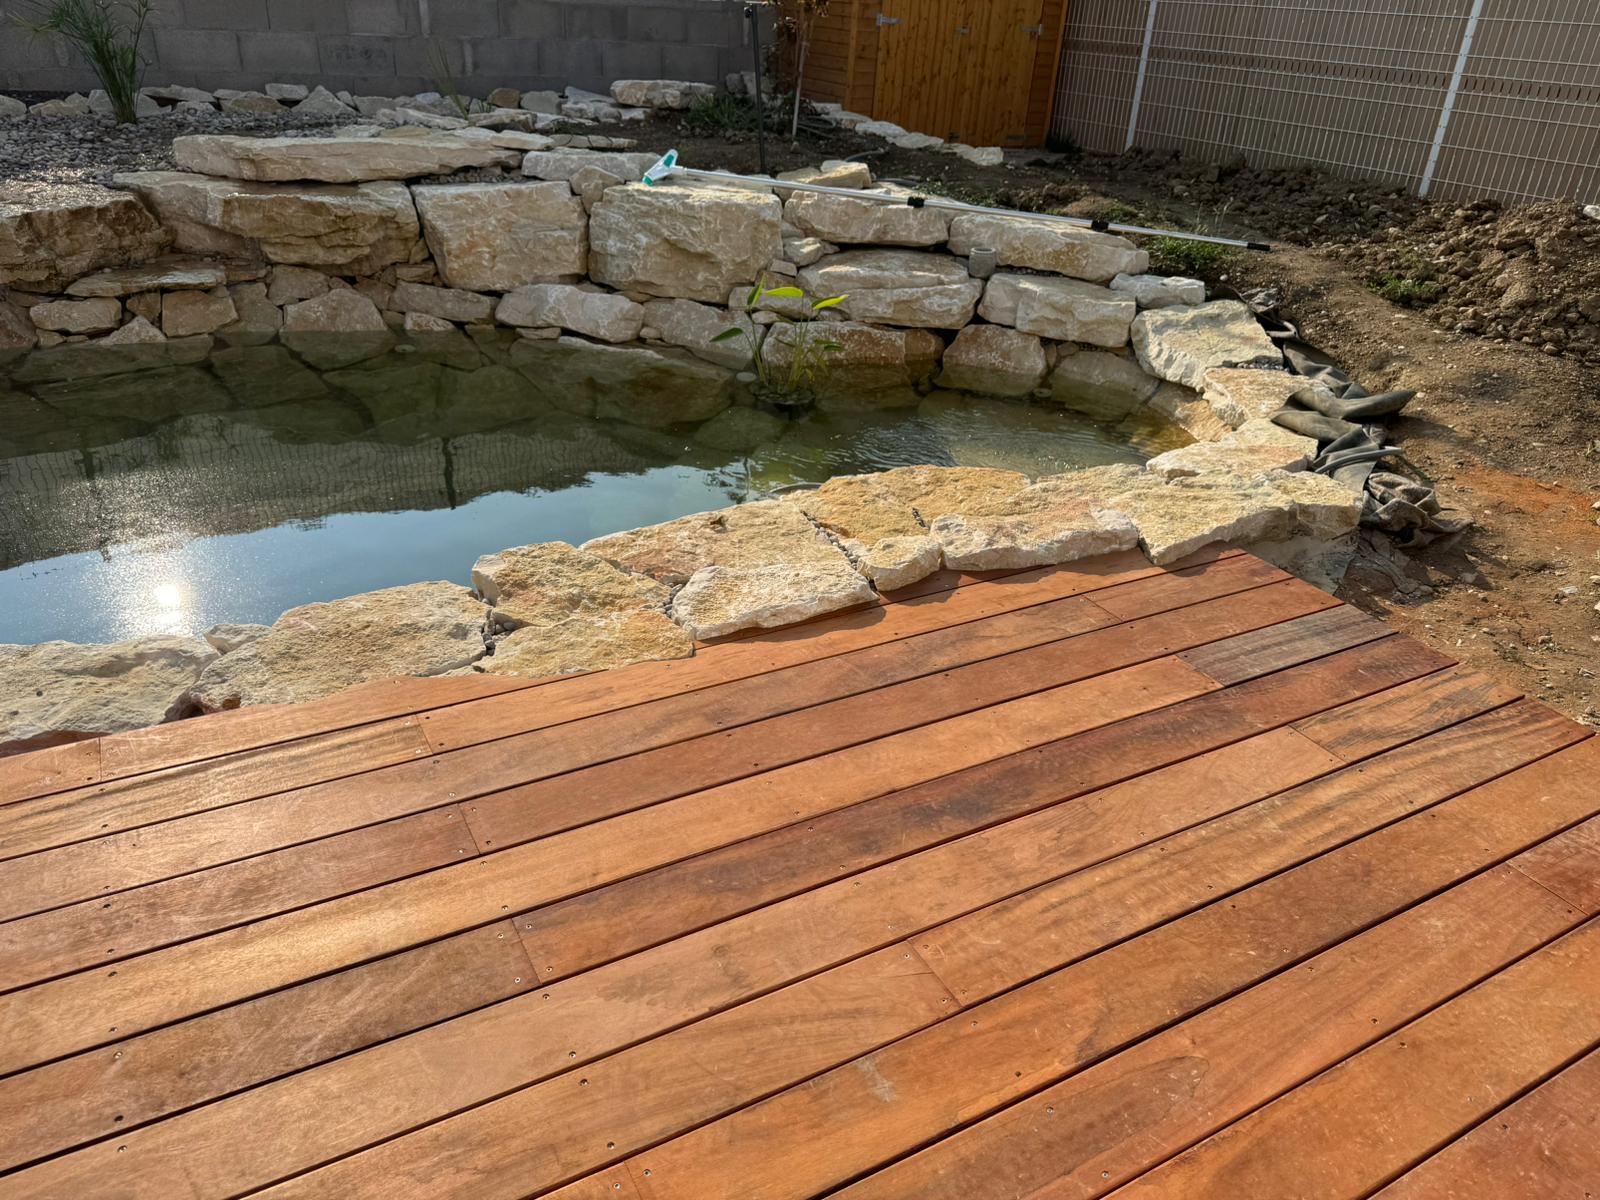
left=153, top=27, right=243, bottom=70
left=429, top=0, right=498, bottom=37
left=685, top=8, right=735, bottom=45
left=0, top=29, right=68, bottom=69
left=538, top=37, right=604, bottom=83
left=627, top=5, right=686, bottom=42
left=318, top=34, right=397, bottom=77
left=468, top=37, right=548, bottom=84
left=393, top=35, right=466, bottom=80
left=239, top=29, right=322, bottom=72
left=181, top=0, right=270, bottom=29
left=345, top=0, right=414, bottom=36
left=599, top=39, right=662, bottom=81
left=498, top=0, right=563, bottom=39
left=563, top=5, right=627, bottom=40
left=264, top=0, right=349, bottom=32
left=661, top=41, right=722, bottom=83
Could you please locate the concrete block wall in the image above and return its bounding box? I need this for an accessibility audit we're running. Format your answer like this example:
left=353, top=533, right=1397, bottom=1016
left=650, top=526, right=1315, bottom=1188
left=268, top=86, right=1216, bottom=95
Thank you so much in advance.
left=0, top=0, right=761, bottom=97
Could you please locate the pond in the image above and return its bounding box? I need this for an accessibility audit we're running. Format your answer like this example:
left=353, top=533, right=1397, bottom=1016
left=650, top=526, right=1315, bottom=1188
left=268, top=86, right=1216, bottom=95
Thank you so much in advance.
left=0, top=334, right=1188, bottom=645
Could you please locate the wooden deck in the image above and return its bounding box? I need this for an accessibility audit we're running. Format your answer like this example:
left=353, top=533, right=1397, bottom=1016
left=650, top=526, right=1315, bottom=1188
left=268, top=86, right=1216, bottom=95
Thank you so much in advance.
left=1, top=546, right=1597, bottom=1200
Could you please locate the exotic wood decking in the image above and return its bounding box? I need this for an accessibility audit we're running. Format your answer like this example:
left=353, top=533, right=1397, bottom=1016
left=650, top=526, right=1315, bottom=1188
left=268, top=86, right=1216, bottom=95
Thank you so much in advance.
left=1, top=546, right=1596, bottom=1199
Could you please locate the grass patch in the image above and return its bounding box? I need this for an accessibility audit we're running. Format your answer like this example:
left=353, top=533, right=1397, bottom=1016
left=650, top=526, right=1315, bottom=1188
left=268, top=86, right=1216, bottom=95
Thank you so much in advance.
left=1147, top=235, right=1239, bottom=278
left=1369, top=249, right=1443, bottom=307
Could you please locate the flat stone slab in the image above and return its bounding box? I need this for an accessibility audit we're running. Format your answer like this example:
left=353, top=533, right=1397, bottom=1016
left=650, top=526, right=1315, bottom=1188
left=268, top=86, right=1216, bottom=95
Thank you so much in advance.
left=784, top=186, right=950, bottom=248
left=0, top=183, right=170, bottom=293
left=794, top=464, right=1028, bottom=548
left=0, top=636, right=217, bottom=754
left=1202, top=366, right=1329, bottom=427
left=583, top=499, right=847, bottom=586
left=1145, top=439, right=1311, bottom=479
left=481, top=609, right=693, bottom=676
left=1132, top=300, right=1283, bottom=391
left=671, top=560, right=876, bottom=639
left=171, top=134, right=521, bottom=183
left=948, top=212, right=1146, bottom=283
left=65, top=258, right=228, bottom=297
left=931, top=502, right=1141, bottom=570
left=186, top=581, right=489, bottom=711
left=472, top=541, right=671, bottom=629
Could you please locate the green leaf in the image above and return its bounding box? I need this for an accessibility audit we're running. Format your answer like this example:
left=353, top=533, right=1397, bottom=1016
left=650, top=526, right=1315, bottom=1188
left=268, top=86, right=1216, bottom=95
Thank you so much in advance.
left=762, top=286, right=805, bottom=299
left=811, top=295, right=846, bottom=310
left=818, top=341, right=843, bottom=353
left=709, top=328, right=745, bottom=343
left=744, top=282, right=763, bottom=307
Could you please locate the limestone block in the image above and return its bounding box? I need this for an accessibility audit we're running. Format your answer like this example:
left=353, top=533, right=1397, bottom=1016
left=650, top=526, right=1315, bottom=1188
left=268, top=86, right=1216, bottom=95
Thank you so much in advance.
left=936, top=324, right=1047, bottom=396
left=413, top=181, right=587, bottom=292
left=0, top=184, right=170, bottom=292
left=496, top=283, right=643, bottom=343
left=798, top=249, right=981, bottom=329
left=589, top=183, right=783, bottom=303
left=1132, top=300, right=1283, bottom=391
left=784, top=186, right=950, bottom=247
left=980, top=273, right=1135, bottom=347
left=1110, top=272, right=1206, bottom=308
left=170, top=134, right=519, bottom=182
left=948, top=213, right=1146, bottom=283
left=671, top=560, right=876, bottom=639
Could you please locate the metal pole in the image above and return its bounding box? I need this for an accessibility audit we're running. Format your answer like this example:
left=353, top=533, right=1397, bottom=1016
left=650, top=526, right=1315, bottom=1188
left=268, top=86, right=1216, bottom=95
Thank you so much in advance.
left=1419, top=0, right=1485, bottom=198
left=641, top=151, right=1270, bottom=251
left=745, top=2, right=770, bottom=176
left=1125, top=0, right=1158, bottom=153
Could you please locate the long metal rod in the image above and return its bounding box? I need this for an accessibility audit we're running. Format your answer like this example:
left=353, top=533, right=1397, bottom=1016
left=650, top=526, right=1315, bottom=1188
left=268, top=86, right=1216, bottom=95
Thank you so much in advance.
left=642, top=151, right=1270, bottom=251
left=1419, top=0, right=1485, bottom=198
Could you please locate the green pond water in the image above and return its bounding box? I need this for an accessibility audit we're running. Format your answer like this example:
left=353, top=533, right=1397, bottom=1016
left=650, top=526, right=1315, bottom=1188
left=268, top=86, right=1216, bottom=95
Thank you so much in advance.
left=0, top=333, right=1187, bottom=645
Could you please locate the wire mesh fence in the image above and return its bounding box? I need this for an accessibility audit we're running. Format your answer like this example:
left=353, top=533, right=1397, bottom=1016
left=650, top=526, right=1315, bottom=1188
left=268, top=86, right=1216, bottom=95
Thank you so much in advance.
left=1051, top=0, right=1600, bottom=203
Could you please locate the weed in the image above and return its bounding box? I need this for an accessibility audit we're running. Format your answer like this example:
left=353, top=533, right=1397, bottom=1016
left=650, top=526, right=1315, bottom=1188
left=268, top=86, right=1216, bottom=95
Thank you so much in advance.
left=714, top=277, right=847, bottom=397
left=1370, top=248, right=1443, bottom=307
left=1147, top=236, right=1238, bottom=277
left=18, top=0, right=153, bottom=124
left=686, top=93, right=763, bottom=135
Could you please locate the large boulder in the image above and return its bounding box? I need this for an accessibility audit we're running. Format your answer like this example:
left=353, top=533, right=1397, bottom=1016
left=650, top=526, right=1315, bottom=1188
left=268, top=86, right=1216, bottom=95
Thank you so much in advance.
left=610, top=79, right=717, bottom=109
left=1201, top=366, right=1326, bottom=428
left=1145, top=439, right=1310, bottom=480
left=186, top=581, right=490, bottom=711
left=1131, top=300, right=1282, bottom=390
left=979, top=273, right=1135, bottom=347
left=793, top=464, right=1028, bottom=549
left=588, top=183, right=782, bottom=303
left=1048, top=349, right=1162, bottom=420
left=947, top=213, right=1146, bottom=283
left=936, top=325, right=1047, bottom=396
left=281, top=288, right=394, bottom=368
left=642, top=298, right=754, bottom=369
left=115, top=172, right=419, bottom=275
left=0, top=183, right=169, bottom=292
left=783, top=186, right=950, bottom=247
left=170, top=133, right=520, bottom=183
left=412, top=181, right=587, bottom=291
left=509, top=336, right=733, bottom=426
left=1110, top=272, right=1205, bottom=309
left=0, top=636, right=217, bottom=754
left=583, top=498, right=848, bottom=585
left=496, top=283, right=643, bottom=342
left=762, top=320, right=943, bottom=391
left=671, top=560, right=877, bottom=639
left=798, top=249, right=982, bottom=329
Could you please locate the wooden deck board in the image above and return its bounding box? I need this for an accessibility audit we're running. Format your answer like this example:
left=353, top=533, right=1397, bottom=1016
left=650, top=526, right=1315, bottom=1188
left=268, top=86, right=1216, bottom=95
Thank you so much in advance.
left=0, top=548, right=1592, bottom=1199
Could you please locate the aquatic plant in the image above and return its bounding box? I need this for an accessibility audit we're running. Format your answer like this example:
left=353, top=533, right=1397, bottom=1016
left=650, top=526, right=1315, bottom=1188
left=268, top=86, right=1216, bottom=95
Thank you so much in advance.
left=18, top=0, right=153, bottom=124
left=714, top=277, right=846, bottom=397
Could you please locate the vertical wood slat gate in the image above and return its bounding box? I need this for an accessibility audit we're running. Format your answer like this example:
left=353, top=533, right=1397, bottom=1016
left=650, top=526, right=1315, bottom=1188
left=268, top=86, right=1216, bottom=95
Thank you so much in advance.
left=872, top=0, right=1051, bottom=146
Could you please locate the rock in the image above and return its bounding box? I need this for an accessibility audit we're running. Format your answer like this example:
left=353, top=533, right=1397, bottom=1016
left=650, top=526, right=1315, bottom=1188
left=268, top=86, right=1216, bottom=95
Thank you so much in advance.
left=936, top=324, right=1047, bottom=396
left=776, top=161, right=873, bottom=192
left=856, top=120, right=907, bottom=139
left=144, top=84, right=215, bottom=104
left=589, top=183, right=783, bottom=303
left=1110, top=272, right=1205, bottom=308
left=763, top=320, right=943, bottom=391
left=794, top=465, right=1027, bottom=548
left=948, top=213, right=1146, bottom=283
left=265, top=82, right=309, bottom=101
left=115, top=172, right=418, bottom=275
left=295, top=85, right=355, bottom=116
left=0, top=94, right=26, bottom=119
left=0, top=297, right=38, bottom=353
left=1264, top=470, right=1365, bottom=540
left=472, top=540, right=670, bottom=627
left=403, top=311, right=455, bottom=333
left=583, top=498, right=846, bottom=586
left=88, top=89, right=161, bottom=118
left=265, top=264, right=332, bottom=304
left=413, top=180, right=587, bottom=291
left=161, top=288, right=237, bottom=337
left=952, top=145, right=1004, bottom=167
left=855, top=534, right=944, bottom=590
left=487, top=88, right=521, bottom=109
left=1146, top=380, right=1232, bottom=442
left=378, top=106, right=469, bottom=131
left=511, top=336, right=732, bottom=426
left=519, top=90, right=562, bottom=114
left=0, top=184, right=169, bottom=292
left=221, top=280, right=283, bottom=344
left=931, top=503, right=1141, bottom=570
left=1131, top=300, right=1282, bottom=390
left=981, top=273, right=1135, bottom=347
left=30, top=95, right=91, bottom=117
left=782, top=236, right=835, bottom=268
left=1221, top=417, right=1319, bottom=461
left=522, top=150, right=655, bottom=188
left=223, top=94, right=285, bottom=115
left=460, top=127, right=552, bottom=151
left=482, top=609, right=693, bottom=676
left=692, top=405, right=787, bottom=451
left=641, top=297, right=754, bottom=368
left=203, top=622, right=269, bottom=653
left=1048, top=349, right=1161, bottom=420
left=392, top=280, right=496, bottom=324
left=609, top=79, right=717, bottom=109
left=281, top=288, right=394, bottom=368
left=784, top=186, right=950, bottom=247
left=891, top=132, right=944, bottom=151
left=30, top=297, right=122, bottom=334
left=0, top=636, right=218, bottom=753
left=65, top=258, right=228, bottom=297
left=187, top=581, right=489, bottom=711
left=170, top=133, right=517, bottom=183
left=1145, top=439, right=1309, bottom=479
left=671, top=560, right=876, bottom=639
left=798, top=249, right=982, bottom=329
left=496, top=283, right=643, bottom=343
left=101, top=315, right=165, bottom=345
left=1201, top=366, right=1319, bottom=428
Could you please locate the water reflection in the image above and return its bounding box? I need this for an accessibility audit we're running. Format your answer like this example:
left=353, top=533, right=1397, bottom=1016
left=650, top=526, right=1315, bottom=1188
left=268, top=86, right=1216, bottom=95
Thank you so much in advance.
left=0, top=332, right=1187, bottom=644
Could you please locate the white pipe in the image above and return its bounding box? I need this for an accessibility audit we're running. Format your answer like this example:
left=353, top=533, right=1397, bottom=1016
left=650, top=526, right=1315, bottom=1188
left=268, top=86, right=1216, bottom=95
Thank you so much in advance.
left=641, top=150, right=1270, bottom=251
left=1420, top=0, right=1485, bottom=198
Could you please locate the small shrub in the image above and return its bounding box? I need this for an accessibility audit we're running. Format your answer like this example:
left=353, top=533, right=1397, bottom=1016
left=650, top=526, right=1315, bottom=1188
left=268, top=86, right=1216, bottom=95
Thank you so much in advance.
left=1147, top=235, right=1238, bottom=278
left=685, top=93, right=764, bottom=135
left=18, top=0, right=153, bottom=125
left=1373, top=275, right=1443, bottom=307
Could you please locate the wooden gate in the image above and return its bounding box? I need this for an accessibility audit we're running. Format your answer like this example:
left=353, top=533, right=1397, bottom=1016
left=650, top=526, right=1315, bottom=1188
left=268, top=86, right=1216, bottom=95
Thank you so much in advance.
left=871, top=0, right=1050, bottom=146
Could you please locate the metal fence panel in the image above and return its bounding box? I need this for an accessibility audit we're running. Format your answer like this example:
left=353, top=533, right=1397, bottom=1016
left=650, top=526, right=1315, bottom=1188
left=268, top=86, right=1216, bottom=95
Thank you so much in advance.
left=1052, top=0, right=1600, bottom=204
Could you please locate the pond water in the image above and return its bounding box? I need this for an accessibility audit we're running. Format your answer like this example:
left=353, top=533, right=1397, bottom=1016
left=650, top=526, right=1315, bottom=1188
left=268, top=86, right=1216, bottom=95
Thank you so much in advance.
left=0, top=334, right=1187, bottom=645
